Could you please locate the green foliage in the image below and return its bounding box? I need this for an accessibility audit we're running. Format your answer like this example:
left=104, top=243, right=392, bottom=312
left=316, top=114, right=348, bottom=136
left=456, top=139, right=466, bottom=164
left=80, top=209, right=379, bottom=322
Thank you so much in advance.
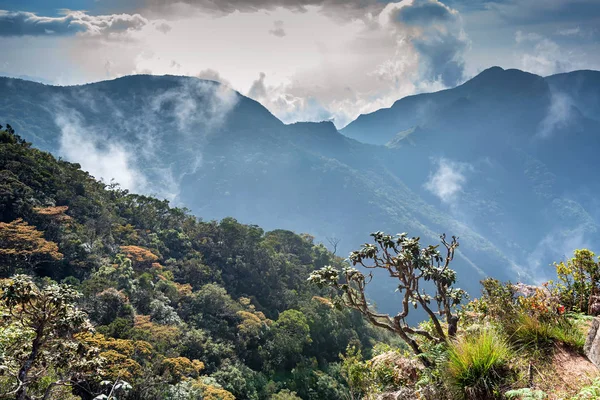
left=309, top=232, right=466, bottom=367
left=570, top=378, right=600, bottom=399
left=0, top=275, right=101, bottom=399
left=504, top=388, right=548, bottom=399
left=271, top=389, right=302, bottom=400
left=445, top=329, right=514, bottom=400
left=0, top=125, right=381, bottom=399
left=553, top=249, right=600, bottom=314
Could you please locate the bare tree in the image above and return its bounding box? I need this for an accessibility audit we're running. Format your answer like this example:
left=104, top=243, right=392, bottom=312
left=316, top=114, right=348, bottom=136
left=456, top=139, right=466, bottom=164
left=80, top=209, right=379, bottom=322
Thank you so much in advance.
left=309, top=232, right=466, bottom=368
left=326, top=236, right=341, bottom=255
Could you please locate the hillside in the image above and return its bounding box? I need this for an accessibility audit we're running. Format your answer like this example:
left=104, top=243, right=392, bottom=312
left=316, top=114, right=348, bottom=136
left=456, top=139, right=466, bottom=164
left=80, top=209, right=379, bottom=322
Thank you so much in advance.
left=0, top=126, right=394, bottom=399
left=0, top=74, right=524, bottom=313
left=3, top=127, right=600, bottom=400
left=342, top=67, right=600, bottom=283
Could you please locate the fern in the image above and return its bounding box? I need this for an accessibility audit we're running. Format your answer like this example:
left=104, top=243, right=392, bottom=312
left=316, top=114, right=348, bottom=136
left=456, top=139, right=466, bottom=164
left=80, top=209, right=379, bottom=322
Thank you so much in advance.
left=504, top=388, right=547, bottom=399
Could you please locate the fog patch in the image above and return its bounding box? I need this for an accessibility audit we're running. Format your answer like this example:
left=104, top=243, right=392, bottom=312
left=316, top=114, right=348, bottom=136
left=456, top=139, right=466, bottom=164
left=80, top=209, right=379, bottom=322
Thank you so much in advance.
left=425, top=158, right=473, bottom=204
left=55, top=112, right=146, bottom=193
left=537, top=91, right=574, bottom=138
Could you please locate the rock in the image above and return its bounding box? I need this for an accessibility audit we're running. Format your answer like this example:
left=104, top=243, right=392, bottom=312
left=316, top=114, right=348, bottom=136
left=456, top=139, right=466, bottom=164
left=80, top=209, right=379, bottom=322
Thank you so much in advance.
left=584, top=317, right=600, bottom=367
left=370, top=351, right=423, bottom=386
left=375, top=387, right=417, bottom=400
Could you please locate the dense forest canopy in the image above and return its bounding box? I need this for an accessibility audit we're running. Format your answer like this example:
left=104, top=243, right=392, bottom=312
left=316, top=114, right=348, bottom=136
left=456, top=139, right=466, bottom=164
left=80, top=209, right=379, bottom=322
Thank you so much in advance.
left=0, top=125, right=390, bottom=399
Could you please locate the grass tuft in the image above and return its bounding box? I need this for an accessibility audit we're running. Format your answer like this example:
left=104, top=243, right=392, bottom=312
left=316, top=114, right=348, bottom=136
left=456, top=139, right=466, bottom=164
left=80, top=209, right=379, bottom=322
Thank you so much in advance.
left=446, top=329, right=513, bottom=399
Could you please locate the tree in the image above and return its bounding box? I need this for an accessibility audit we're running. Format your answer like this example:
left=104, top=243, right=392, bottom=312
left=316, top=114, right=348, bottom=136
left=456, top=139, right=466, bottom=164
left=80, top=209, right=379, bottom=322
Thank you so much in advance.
left=0, top=219, right=63, bottom=276
left=326, top=236, right=340, bottom=256
left=554, top=249, right=600, bottom=313
left=309, top=232, right=467, bottom=367
left=0, top=275, right=101, bottom=400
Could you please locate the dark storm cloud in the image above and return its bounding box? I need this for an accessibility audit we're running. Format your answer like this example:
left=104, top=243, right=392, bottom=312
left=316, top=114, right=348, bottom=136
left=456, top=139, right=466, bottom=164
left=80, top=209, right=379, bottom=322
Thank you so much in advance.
left=413, top=33, right=467, bottom=86
left=0, top=10, right=148, bottom=36
left=396, top=0, right=456, bottom=25
left=388, top=0, right=468, bottom=87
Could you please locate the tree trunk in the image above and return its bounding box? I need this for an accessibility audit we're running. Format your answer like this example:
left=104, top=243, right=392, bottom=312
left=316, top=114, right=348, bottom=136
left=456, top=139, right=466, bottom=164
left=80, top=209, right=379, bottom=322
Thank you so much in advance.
left=16, top=324, right=44, bottom=400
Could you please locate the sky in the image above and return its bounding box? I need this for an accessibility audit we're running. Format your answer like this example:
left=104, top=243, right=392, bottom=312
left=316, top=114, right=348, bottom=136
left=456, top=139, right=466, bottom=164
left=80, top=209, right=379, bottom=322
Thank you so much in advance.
left=0, top=0, right=599, bottom=127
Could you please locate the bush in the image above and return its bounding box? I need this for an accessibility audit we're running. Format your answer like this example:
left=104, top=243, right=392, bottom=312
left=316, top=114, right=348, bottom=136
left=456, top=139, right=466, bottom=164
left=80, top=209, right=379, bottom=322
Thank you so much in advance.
left=505, top=313, right=585, bottom=354
left=446, top=329, right=513, bottom=400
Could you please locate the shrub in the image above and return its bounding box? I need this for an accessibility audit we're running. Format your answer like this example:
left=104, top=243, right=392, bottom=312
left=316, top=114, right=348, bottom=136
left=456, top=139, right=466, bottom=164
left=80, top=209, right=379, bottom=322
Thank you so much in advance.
left=505, top=313, right=585, bottom=354
left=446, top=329, right=513, bottom=399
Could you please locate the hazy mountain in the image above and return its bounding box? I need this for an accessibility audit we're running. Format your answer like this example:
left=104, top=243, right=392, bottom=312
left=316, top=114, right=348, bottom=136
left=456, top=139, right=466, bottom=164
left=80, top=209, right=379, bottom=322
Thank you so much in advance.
left=342, top=67, right=600, bottom=283
left=2, top=68, right=599, bottom=313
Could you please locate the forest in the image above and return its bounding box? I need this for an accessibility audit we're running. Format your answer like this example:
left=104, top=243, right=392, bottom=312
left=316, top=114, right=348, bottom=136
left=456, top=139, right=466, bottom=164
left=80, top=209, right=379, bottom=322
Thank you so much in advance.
left=2, top=124, right=600, bottom=400
left=0, top=125, right=392, bottom=399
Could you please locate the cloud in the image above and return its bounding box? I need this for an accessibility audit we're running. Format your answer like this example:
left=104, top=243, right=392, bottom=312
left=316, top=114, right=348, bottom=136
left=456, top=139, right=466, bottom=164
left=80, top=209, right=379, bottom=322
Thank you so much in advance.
left=50, top=77, right=239, bottom=202
left=142, top=0, right=383, bottom=16
left=524, top=225, right=592, bottom=282
left=537, top=91, right=574, bottom=138
left=425, top=158, right=473, bottom=204
left=384, top=0, right=469, bottom=87
left=1, top=1, right=469, bottom=128
left=269, top=20, right=286, bottom=37
left=395, top=0, right=457, bottom=25
left=248, top=72, right=268, bottom=99
left=515, top=31, right=584, bottom=76
left=55, top=111, right=147, bottom=193
left=0, top=10, right=150, bottom=37
left=489, top=0, right=600, bottom=25
left=557, top=27, right=582, bottom=36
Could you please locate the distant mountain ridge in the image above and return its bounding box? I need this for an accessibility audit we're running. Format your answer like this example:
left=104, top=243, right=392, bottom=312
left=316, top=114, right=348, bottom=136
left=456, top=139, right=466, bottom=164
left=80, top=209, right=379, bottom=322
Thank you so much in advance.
left=1, top=67, right=599, bottom=313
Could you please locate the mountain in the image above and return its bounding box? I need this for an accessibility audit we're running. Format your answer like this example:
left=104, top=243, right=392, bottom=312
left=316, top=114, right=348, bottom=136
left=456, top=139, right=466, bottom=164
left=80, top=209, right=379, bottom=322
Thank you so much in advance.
left=342, top=66, right=600, bottom=278
left=2, top=68, right=599, bottom=313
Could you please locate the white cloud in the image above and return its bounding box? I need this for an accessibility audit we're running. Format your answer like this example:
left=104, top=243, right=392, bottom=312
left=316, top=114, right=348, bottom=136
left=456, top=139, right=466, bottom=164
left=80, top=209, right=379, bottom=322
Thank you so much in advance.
left=514, top=30, right=586, bottom=76
left=0, top=10, right=153, bottom=38
left=425, top=158, right=472, bottom=203
left=55, top=112, right=147, bottom=193
left=0, top=1, right=468, bottom=128
left=537, top=91, right=574, bottom=138
left=524, top=226, right=592, bottom=282
left=51, top=77, right=239, bottom=201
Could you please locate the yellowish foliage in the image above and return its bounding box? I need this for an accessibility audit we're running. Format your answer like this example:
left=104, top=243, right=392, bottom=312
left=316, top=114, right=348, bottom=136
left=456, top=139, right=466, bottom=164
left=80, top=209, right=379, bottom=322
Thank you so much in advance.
left=133, top=315, right=180, bottom=345
left=120, top=245, right=159, bottom=265
left=312, top=296, right=334, bottom=308
left=77, top=332, right=153, bottom=381
left=34, top=205, right=72, bottom=223
left=175, top=282, right=193, bottom=297
left=162, top=357, right=205, bottom=382
left=0, top=218, right=62, bottom=264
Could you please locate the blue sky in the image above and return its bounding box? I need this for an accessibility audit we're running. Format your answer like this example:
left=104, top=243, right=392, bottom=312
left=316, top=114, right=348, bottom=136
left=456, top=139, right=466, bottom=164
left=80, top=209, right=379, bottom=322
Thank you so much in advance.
left=0, top=0, right=599, bottom=127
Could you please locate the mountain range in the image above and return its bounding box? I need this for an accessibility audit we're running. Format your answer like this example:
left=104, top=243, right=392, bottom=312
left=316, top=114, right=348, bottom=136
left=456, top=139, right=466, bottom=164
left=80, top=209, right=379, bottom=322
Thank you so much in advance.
left=2, top=66, right=599, bottom=313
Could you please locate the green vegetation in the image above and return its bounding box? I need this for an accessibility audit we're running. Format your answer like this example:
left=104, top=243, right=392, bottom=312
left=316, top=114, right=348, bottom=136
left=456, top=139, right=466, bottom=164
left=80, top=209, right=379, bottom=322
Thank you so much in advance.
left=446, top=329, right=513, bottom=399
left=0, top=125, right=385, bottom=399
left=1, top=123, right=599, bottom=399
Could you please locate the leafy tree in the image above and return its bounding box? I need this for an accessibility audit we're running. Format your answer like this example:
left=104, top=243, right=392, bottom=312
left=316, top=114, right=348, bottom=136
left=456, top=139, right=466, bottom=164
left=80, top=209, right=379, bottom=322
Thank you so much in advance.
left=0, top=275, right=100, bottom=399
left=554, top=249, right=600, bottom=313
left=269, top=309, right=312, bottom=370
left=309, top=232, right=467, bottom=367
left=0, top=219, right=62, bottom=276
left=271, top=389, right=302, bottom=399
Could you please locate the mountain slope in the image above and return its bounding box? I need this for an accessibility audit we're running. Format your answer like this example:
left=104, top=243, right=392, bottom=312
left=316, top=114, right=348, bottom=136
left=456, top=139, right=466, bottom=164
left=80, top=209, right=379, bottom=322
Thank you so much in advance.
left=2, top=70, right=590, bottom=312
left=341, top=67, right=600, bottom=285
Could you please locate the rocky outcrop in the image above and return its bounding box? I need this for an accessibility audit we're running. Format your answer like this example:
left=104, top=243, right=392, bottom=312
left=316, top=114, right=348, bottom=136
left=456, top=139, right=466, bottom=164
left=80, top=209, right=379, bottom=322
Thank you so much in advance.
left=584, top=317, right=600, bottom=367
